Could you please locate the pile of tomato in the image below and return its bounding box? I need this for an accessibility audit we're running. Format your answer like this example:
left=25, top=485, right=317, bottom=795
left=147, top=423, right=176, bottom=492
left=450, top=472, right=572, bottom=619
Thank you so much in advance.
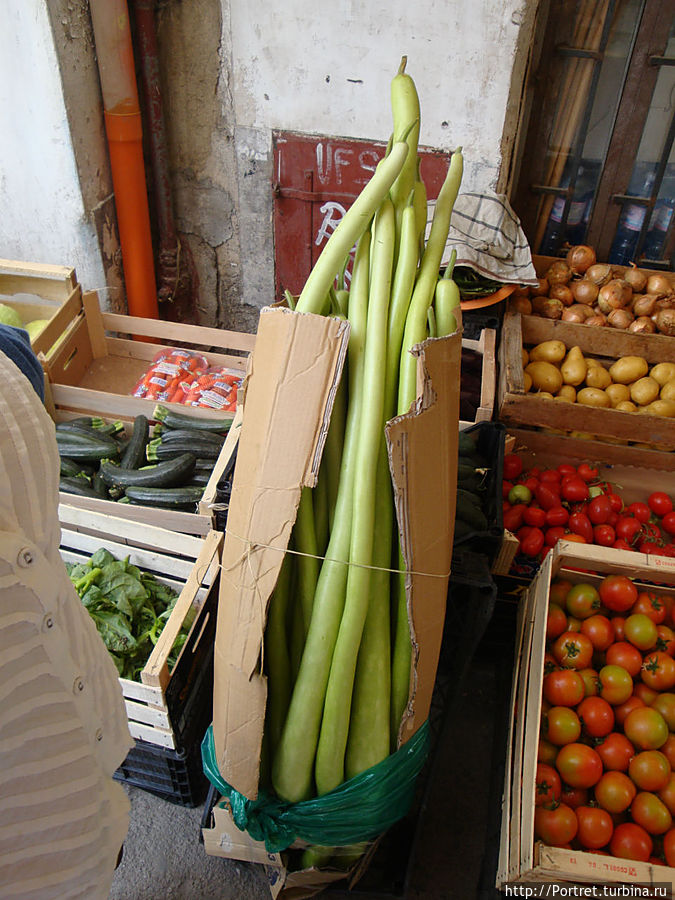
left=536, top=572, right=675, bottom=865
left=503, top=453, right=675, bottom=562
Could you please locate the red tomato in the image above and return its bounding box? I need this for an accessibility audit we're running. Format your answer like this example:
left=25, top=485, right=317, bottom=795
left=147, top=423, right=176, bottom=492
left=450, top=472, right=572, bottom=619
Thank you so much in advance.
left=648, top=491, right=673, bottom=517
left=633, top=682, right=659, bottom=706
left=607, top=492, right=624, bottom=513
left=664, top=828, right=675, bottom=866
left=593, top=524, right=616, bottom=547
left=598, top=574, right=638, bottom=613
left=662, top=511, right=675, bottom=537
left=523, top=505, right=547, bottom=528
left=545, top=505, right=569, bottom=527
left=595, top=771, right=636, bottom=814
left=546, top=604, right=568, bottom=641
left=661, top=735, right=675, bottom=770
left=628, top=751, right=672, bottom=792
left=560, top=784, right=589, bottom=810
left=596, top=732, right=635, bottom=772
left=543, top=669, right=585, bottom=707
left=631, top=792, right=673, bottom=835
left=641, top=652, right=675, bottom=692
left=613, top=538, right=632, bottom=552
left=656, top=625, right=675, bottom=657
left=577, top=462, right=599, bottom=483
left=561, top=478, right=590, bottom=503
left=536, top=483, right=561, bottom=511
left=521, top=526, right=545, bottom=558
left=606, top=641, right=642, bottom=677
left=611, top=617, right=626, bottom=642
left=597, top=665, right=634, bottom=706
left=615, top=516, right=642, bottom=545
left=610, top=822, right=652, bottom=862
left=534, top=803, right=578, bottom=846
left=545, top=525, right=566, bottom=547
left=577, top=696, right=615, bottom=738
left=566, top=616, right=582, bottom=633
left=502, top=480, right=514, bottom=499
left=627, top=501, right=651, bottom=523
left=587, top=494, right=612, bottom=525
left=535, top=762, right=562, bottom=808
left=538, top=738, right=558, bottom=765
left=552, top=631, right=594, bottom=669
left=658, top=774, right=675, bottom=816
left=543, top=707, right=582, bottom=746
left=503, top=453, right=523, bottom=481
left=652, top=693, right=675, bottom=730
left=540, top=469, right=561, bottom=484
left=624, top=614, right=658, bottom=651
left=569, top=512, right=593, bottom=543
left=555, top=742, right=603, bottom=788
left=614, top=695, right=646, bottom=728
left=503, top=504, right=527, bottom=533
left=633, top=591, right=668, bottom=625
left=580, top=614, right=614, bottom=652
left=624, top=707, right=669, bottom=751
left=579, top=667, right=599, bottom=698
left=557, top=463, right=577, bottom=478
left=576, top=805, right=613, bottom=850
left=550, top=579, right=573, bottom=606
left=566, top=583, right=601, bottom=620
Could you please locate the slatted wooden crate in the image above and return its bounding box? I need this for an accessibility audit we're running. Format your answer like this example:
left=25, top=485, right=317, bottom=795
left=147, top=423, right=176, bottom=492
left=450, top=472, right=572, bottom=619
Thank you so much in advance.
left=0, top=257, right=82, bottom=355
left=460, top=327, right=497, bottom=430
left=497, top=541, right=675, bottom=892
left=59, top=506, right=223, bottom=750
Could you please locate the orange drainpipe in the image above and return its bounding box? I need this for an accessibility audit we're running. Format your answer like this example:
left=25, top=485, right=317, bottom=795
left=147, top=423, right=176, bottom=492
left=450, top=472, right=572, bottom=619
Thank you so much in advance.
left=89, top=0, right=158, bottom=319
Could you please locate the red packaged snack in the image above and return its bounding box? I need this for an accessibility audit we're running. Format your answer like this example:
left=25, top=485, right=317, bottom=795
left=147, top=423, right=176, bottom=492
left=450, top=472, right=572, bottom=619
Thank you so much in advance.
left=183, top=366, right=242, bottom=412
left=132, top=349, right=209, bottom=401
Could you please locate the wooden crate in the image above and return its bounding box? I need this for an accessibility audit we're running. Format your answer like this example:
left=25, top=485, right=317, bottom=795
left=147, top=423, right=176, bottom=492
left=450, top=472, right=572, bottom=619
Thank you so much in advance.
left=533, top=253, right=675, bottom=290
left=59, top=506, right=223, bottom=750
left=497, top=308, right=675, bottom=449
left=46, top=291, right=255, bottom=535
left=460, top=327, right=497, bottom=430
left=0, top=257, right=82, bottom=356
left=497, top=541, right=675, bottom=892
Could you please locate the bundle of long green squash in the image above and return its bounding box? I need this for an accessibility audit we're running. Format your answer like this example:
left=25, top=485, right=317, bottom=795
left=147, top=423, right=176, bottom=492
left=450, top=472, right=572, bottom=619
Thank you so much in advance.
left=263, top=58, right=463, bottom=812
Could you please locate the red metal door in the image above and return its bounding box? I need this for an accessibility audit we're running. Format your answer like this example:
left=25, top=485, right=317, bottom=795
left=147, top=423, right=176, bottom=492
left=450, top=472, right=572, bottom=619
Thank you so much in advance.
left=272, top=131, right=452, bottom=300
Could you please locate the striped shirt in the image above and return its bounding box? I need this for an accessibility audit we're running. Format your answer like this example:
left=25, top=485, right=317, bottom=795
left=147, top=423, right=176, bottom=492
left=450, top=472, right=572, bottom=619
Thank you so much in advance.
left=0, top=350, right=133, bottom=899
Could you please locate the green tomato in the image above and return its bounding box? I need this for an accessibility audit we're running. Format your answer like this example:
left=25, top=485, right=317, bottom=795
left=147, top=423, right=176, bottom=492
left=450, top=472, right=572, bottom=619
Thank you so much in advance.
left=508, top=484, right=532, bottom=505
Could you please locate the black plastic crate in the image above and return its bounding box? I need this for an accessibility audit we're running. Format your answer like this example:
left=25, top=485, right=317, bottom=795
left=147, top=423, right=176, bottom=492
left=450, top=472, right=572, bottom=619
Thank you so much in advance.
left=461, top=305, right=503, bottom=342
left=115, top=734, right=210, bottom=807
left=454, top=421, right=505, bottom=565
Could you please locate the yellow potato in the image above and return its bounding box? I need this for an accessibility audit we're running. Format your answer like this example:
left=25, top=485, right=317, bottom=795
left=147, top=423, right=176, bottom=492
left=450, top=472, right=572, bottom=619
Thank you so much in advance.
left=577, top=387, right=611, bottom=408
left=605, top=383, right=631, bottom=407
left=556, top=384, right=577, bottom=402
left=609, top=356, right=649, bottom=384
left=522, top=347, right=529, bottom=368
left=536, top=391, right=555, bottom=400
left=641, top=399, right=675, bottom=418
left=525, top=361, right=564, bottom=394
left=585, top=365, right=612, bottom=390
left=523, top=371, right=533, bottom=392
left=529, top=340, right=567, bottom=364
left=651, top=362, right=675, bottom=386
left=615, top=400, right=637, bottom=412
left=630, top=376, right=660, bottom=406
left=561, top=346, right=587, bottom=386
left=660, top=380, right=675, bottom=402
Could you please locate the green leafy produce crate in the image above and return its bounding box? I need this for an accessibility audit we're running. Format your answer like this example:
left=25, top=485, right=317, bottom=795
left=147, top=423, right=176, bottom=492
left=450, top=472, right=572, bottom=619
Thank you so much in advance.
left=59, top=505, right=222, bottom=750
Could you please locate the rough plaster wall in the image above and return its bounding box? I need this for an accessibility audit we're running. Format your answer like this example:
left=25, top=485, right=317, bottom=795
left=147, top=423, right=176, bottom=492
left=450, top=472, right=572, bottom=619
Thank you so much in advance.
left=0, top=1, right=107, bottom=295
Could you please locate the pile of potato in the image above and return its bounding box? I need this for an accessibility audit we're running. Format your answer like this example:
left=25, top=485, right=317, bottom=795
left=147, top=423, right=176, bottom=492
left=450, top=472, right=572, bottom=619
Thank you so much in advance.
left=523, top=340, right=675, bottom=418
left=511, top=244, right=675, bottom=336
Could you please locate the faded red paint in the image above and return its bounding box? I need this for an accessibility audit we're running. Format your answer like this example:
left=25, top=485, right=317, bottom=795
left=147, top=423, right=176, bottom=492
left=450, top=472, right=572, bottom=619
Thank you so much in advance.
left=273, top=131, right=452, bottom=300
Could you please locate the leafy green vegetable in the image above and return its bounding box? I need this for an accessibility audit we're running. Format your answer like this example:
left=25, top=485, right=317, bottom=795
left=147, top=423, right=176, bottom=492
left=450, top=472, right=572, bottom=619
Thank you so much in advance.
left=67, top=548, right=187, bottom=681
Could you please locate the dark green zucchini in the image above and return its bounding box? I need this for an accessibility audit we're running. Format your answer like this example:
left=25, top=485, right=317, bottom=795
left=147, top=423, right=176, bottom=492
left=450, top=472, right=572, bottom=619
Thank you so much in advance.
left=153, top=404, right=232, bottom=434
left=60, top=456, right=95, bottom=478
left=92, top=470, right=109, bottom=499
left=120, top=415, right=149, bottom=469
left=457, top=432, right=476, bottom=457
left=186, top=472, right=212, bottom=487
left=124, top=485, right=205, bottom=509
left=56, top=420, right=123, bottom=438
left=99, top=453, right=195, bottom=489
left=59, top=476, right=100, bottom=498
left=56, top=436, right=120, bottom=462
left=154, top=427, right=224, bottom=446
left=454, top=501, right=488, bottom=531
left=147, top=439, right=220, bottom=461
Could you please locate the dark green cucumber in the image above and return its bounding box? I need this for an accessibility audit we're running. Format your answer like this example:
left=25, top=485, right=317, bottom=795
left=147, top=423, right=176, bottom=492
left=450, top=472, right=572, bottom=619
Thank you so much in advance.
left=59, top=476, right=100, bottom=498
left=124, top=485, right=205, bottom=508
left=147, top=439, right=220, bottom=461
left=100, top=453, right=195, bottom=489
left=120, top=415, right=149, bottom=469
left=153, top=404, right=232, bottom=434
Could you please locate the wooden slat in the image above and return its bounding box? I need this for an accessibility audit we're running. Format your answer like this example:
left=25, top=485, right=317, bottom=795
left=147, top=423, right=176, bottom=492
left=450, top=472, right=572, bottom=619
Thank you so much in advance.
left=100, top=310, right=257, bottom=354
left=82, top=291, right=108, bottom=358
left=104, top=335, right=249, bottom=372
left=119, top=677, right=165, bottom=707
left=124, top=698, right=172, bottom=729
left=199, top=403, right=243, bottom=516
left=31, top=285, right=83, bottom=357
left=59, top=528, right=197, bottom=581
left=128, top=720, right=176, bottom=749
left=0, top=257, right=77, bottom=299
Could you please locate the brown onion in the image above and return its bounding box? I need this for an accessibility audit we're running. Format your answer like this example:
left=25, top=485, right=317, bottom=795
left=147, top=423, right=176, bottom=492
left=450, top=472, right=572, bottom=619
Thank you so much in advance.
left=585, top=263, right=613, bottom=286
left=597, top=279, right=633, bottom=314
left=571, top=278, right=599, bottom=306
left=561, top=307, right=587, bottom=323
left=568, top=303, right=595, bottom=321
left=631, top=294, right=657, bottom=317
left=585, top=314, right=607, bottom=327
left=646, top=274, right=673, bottom=298
left=546, top=260, right=573, bottom=285
left=628, top=316, right=656, bottom=334
left=549, top=283, right=574, bottom=306
left=510, top=295, right=532, bottom=315
left=654, top=308, right=675, bottom=335
left=624, top=266, right=648, bottom=293
left=566, top=244, right=596, bottom=275
left=531, top=277, right=550, bottom=297
left=607, top=308, right=634, bottom=330
left=655, top=294, right=675, bottom=310
left=531, top=296, right=564, bottom=319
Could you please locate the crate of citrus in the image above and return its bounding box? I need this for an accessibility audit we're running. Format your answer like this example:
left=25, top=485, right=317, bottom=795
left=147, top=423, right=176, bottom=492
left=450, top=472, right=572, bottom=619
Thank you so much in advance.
left=498, top=540, right=675, bottom=891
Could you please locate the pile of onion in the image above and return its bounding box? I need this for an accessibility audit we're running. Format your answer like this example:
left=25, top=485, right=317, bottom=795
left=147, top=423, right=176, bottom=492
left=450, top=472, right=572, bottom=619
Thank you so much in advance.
left=510, top=245, right=675, bottom=335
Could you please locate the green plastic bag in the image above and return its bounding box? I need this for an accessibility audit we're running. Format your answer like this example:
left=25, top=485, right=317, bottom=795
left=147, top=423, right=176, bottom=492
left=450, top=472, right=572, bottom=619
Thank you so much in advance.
left=201, top=720, right=430, bottom=853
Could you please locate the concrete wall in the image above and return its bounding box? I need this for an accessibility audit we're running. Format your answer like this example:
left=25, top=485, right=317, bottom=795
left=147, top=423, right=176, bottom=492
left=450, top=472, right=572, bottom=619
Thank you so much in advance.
left=1, top=0, right=538, bottom=331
